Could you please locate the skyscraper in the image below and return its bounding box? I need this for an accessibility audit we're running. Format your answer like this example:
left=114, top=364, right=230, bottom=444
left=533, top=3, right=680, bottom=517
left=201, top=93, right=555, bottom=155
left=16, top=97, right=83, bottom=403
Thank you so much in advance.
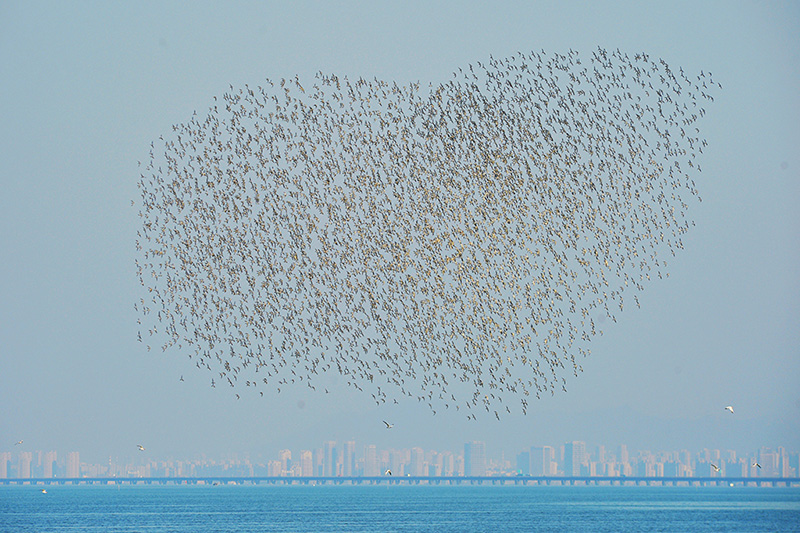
left=66, top=451, right=80, bottom=478
left=279, top=449, right=292, bottom=475
left=516, top=451, right=530, bottom=475
left=344, top=441, right=355, bottom=477
left=18, top=452, right=32, bottom=478
left=530, top=446, right=555, bottom=476
left=464, top=441, right=486, bottom=476
left=300, top=450, right=313, bottom=477
left=564, top=441, right=586, bottom=476
left=323, top=441, right=336, bottom=477
left=43, top=451, right=57, bottom=478
left=0, top=452, right=10, bottom=479
left=364, top=445, right=379, bottom=477
left=410, top=447, right=424, bottom=476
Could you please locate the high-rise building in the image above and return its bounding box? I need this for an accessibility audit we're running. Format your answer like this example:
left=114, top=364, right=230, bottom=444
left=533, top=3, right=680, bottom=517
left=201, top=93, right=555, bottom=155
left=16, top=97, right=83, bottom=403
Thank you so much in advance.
left=17, top=452, right=32, bottom=478
left=442, top=451, right=455, bottom=476
left=464, top=441, right=486, bottom=476
left=313, top=448, right=324, bottom=476
left=530, top=446, right=555, bottom=476
left=43, top=451, right=57, bottom=478
left=618, top=445, right=629, bottom=465
left=279, top=449, right=292, bottom=475
left=344, top=441, right=355, bottom=476
left=564, top=441, right=586, bottom=476
left=364, top=445, right=379, bottom=476
left=300, top=450, right=313, bottom=477
left=516, top=451, right=530, bottom=475
left=595, top=445, right=606, bottom=464
left=66, top=452, right=80, bottom=478
left=389, top=449, right=404, bottom=476
left=0, top=452, right=10, bottom=478
left=267, top=460, right=281, bottom=476
left=410, top=447, right=424, bottom=476
left=323, top=441, right=336, bottom=477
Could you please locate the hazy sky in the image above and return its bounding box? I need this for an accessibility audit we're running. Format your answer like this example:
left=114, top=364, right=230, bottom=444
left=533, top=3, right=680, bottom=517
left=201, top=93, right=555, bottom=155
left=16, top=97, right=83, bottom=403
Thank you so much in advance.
left=1, top=1, right=798, bottom=464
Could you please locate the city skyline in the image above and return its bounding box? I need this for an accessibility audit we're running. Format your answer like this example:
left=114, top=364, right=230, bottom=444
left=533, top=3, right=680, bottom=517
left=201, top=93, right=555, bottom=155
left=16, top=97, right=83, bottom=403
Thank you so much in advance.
left=3, top=439, right=797, bottom=481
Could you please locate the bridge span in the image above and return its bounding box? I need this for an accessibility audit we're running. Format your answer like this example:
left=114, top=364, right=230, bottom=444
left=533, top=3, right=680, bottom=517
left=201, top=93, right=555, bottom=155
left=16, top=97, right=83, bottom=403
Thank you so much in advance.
left=1, top=475, right=797, bottom=487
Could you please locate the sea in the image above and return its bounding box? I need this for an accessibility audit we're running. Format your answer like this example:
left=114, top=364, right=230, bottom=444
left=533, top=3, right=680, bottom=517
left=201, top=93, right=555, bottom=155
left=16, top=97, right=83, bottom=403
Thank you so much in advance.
left=1, top=484, right=799, bottom=532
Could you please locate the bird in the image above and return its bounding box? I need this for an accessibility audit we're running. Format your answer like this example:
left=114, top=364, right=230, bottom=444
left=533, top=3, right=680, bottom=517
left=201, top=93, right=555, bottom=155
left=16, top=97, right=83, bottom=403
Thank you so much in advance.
left=752, top=461, right=761, bottom=469
left=14, top=440, right=23, bottom=446
left=383, top=420, right=394, bottom=429
left=710, top=463, right=720, bottom=472
left=137, top=444, right=146, bottom=451
left=385, top=469, right=392, bottom=476
left=724, top=405, right=734, bottom=414
left=180, top=375, right=184, bottom=382
left=40, top=489, right=47, bottom=494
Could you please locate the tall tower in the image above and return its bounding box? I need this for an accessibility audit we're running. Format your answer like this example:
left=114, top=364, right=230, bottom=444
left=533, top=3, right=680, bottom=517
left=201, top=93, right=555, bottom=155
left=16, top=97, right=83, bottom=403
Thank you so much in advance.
left=300, top=450, right=313, bottom=476
left=564, top=441, right=586, bottom=476
left=530, top=446, right=555, bottom=476
left=344, top=441, right=355, bottom=476
left=364, top=445, right=379, bottom=476
left=0, top=452, right=10, bottom=478
left=464, top=441, right=486, bottom=476
left=44, top=451, right=57, bottom=478
left=66, top=451, right=80, bottom=478
left=323, top=441, right=336, bottom=476
left=410, top=447, right=424, bottom=476
left=18, top=452, right=32, bottom=478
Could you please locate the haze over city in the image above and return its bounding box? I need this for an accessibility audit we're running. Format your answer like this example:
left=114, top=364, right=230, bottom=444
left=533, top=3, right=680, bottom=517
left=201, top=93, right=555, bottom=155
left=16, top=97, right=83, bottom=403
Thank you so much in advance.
left=1, top=1, right=798, bottom=465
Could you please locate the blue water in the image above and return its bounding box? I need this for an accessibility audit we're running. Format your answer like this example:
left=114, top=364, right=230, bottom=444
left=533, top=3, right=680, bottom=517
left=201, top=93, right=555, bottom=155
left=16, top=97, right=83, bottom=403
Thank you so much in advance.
left=1, top=485, right=799, bottom=532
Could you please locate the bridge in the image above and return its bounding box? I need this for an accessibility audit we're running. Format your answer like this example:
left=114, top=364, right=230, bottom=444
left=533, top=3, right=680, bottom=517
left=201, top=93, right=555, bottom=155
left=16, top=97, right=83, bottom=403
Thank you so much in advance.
left=1, top=475, right=797, bottom=487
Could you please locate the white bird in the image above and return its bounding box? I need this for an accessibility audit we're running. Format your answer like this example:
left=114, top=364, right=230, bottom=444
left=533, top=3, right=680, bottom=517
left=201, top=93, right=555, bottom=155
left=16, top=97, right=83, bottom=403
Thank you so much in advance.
left=724, top=405, right=734, bottom=414
left=40, top=489, right=47, bottom=494
left=383, top=420, right=394, bottom=429
left=752, top=461, right=761, bottom=469
left=385, top=469, right=392, bottom=476
left=14, top=440, right=23, bottom=446
left=137, top=444, right=146, bottom=451
left=711, top=463, right=720, bottom=472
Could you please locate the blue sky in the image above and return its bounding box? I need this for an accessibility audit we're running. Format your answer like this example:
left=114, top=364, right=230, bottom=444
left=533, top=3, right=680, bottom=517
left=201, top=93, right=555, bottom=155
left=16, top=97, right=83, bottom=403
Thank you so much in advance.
left=1, top=1, right=798, bottom=463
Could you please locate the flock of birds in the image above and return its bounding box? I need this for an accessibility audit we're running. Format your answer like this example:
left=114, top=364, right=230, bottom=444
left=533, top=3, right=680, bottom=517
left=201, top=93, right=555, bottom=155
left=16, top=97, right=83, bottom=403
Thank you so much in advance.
left=135, top=48, right=717, bottom=418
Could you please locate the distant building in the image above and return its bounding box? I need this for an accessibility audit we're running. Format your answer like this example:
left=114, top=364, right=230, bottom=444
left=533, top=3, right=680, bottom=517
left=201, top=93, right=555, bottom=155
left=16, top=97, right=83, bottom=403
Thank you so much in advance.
left=442, top=451, right=455, bottom=476
left=66, top=452, right=80, bottom=478
left=530, top=446, right=555, bottom=476
left=43, top=451, right=57, bottom=478
left=344, top=441, right=355, bottom=477
left=563, top=441, right=586, bottom=476
left=18, top=452, right=32, bottom=479
left=267, top=460, right=281, bottom=477
left=279, top=449, right=292, bottom=475
left=410, top=447, right=424, bottom=476
left=300, top=450, right=313, bottom=477
left=464, top=441, right=486, bottom=476
left=516, top=451, right=530, bottom=475
left=364, top=445, right=379, bottom=477
left=323, top=441, right=336, bottom=476
left=0, top=452, right=10, bottom=478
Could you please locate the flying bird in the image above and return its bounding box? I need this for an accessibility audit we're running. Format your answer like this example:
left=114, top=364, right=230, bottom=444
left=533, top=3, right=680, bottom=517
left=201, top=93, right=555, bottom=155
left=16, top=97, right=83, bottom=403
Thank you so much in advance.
left=724, top=405, right=734, bottom=414
left=137, top=444, right=146, bottom=451
left=385, top=469, right=392, bottom=476
left=752, top=461, right=761, bottom=469
left=710, top=463, right=720, bottom=472
left=383, top=420, right=394, bottom=429
left=14, top=440, right=23, bottom=446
